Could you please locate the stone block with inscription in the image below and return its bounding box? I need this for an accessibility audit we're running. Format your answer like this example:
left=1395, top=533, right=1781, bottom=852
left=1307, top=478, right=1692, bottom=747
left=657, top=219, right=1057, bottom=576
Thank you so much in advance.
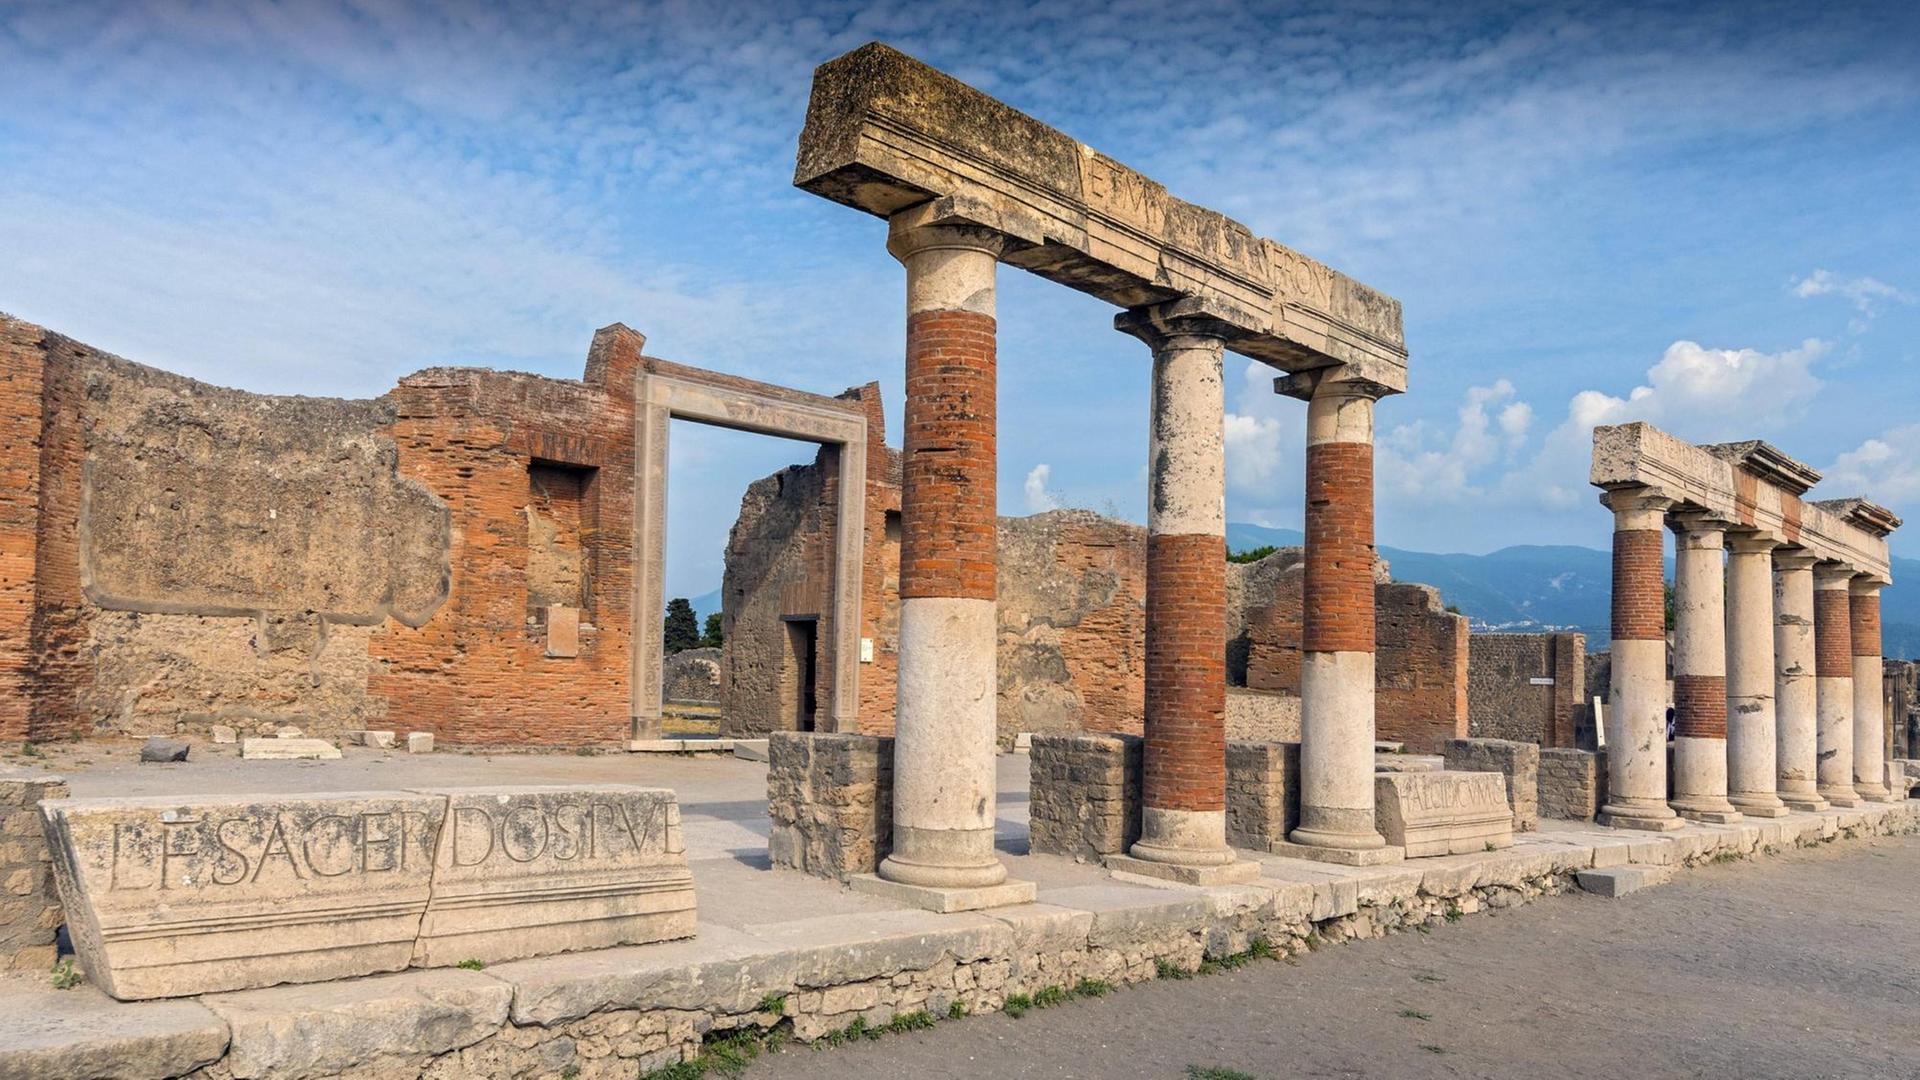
left=1374, top=771, right=1514, bottom=859
left=40, top=792, right=445, bottom=1000
left=412, top=786, right=694, bottom=967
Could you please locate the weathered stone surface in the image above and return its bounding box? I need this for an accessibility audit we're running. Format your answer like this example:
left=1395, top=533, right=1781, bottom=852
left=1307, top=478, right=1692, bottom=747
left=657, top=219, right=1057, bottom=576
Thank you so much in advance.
left=1029, top=732, right=1140, bottom=861
left=204, top=968, right=509, bottom=1080
left=412, top=786, right=695, bottom=967
left=1441, top=738, right=1540, bottom=832
left=1225, top=741, right=1296, bottom=852
left=1576, top=865, right=1674, bottom=898
left=662, top=647, right=722, bottom=704
left=766, top=732, right=892, bottom=881
left=1374, top=771, right=1514, bottom=858
left=0, top=775, right=67, bottom=968
left=139, top=738, right=189, bottom=763
left=344, top=730, right=396, bottom=749
left=239, top=737, right=340, bottom=761
left=408, top=732, right=435, bottom=754
left=0, top=986, right=229, bottom=1080
left=1540, top=748, right=1606, bottom=821
left=41, top=792, right=445, bottom=999
left=209, top=725, right=237, bottom=744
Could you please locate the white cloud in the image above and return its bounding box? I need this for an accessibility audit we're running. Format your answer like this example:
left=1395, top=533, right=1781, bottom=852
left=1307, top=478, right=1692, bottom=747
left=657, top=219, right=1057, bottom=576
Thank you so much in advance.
left=1825, top=426, right=1920, bottom=504
left=1791, top=269, right=1913, bottom=333
left=1377, top=379, right=1532, bottom=503
left=1023, top=464, right=1061, bottom=513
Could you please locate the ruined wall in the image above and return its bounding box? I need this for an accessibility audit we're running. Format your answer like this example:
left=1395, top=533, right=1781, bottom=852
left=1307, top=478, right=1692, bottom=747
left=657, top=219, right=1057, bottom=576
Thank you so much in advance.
left=663, top=647, right=722, bottom=704
left=1887, top=659, right=1918, bottom=760
left=1468, top=632, right=1587, bottom=747
left=0, top=313, right=668, bottom=747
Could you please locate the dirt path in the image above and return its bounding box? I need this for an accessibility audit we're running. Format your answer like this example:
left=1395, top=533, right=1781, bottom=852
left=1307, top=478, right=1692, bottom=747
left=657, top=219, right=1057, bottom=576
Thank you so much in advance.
left=750, top=835, right=1920, bottom=1080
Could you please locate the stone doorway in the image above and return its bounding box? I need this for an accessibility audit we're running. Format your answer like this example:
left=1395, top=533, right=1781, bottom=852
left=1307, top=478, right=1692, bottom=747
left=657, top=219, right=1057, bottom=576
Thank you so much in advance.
left=784, top=617, right=820, bottom=732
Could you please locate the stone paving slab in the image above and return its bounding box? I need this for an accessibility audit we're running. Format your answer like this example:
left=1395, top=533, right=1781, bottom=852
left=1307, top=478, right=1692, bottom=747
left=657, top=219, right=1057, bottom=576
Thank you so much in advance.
left=0, top=797, right=1911, bottom=1080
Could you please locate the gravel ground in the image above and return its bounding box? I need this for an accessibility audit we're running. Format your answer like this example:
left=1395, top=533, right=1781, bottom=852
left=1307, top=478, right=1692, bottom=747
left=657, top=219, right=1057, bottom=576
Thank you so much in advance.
left=751, top=834, right=1920, bottom=1080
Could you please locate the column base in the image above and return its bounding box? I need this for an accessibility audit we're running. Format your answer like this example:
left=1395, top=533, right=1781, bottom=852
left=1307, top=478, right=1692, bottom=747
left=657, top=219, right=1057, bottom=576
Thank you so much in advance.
left=1727, top=794, right=1790, bottom=818
left=1819, top=785, right=1861, bottom=808
left=1105, top=853, right=1260, bottom=885
left=1672, top=804, right=1743, bottom=825
left=1780, top=792, right=1831, bottom=812
left=1597, top=799, right=1683, bottom=832
left=1854, top=783, right=1897, bottom=803
left=1269, top=839, right=1404, bottom=866
left=849, top=873, right=1036, bottom=914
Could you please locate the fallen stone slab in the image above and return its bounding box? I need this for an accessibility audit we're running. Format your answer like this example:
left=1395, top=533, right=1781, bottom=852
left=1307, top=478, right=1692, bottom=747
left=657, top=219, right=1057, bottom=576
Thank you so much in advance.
left=1376, top=770, right=1514, bottom=858
left=139, top=738, right=188, bottom=763
left=40, top=791, right=446, bottom=999
left=344, top=730, right=397, bottom=749
left=209, top=725, right=237, bottom=745
left=239, top=738, right=340, bottom=761
left=407, top=732, right=434, bottom=754
left=1374, top=754, right=1444, bottom=773
left=1576, top=865, right=1675, bottom=898
left=203, top=968, right=510, bottom=1080
left=274, top=726, right=304, bottom=739
left=0, top=985, right=229, bottom=1080
left=411, top=785, right=697, bottom=967
left=731, top=738, right=770, bottom=762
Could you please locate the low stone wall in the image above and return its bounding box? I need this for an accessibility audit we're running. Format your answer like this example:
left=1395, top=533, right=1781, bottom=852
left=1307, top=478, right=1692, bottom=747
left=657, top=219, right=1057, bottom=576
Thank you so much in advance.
left=1225, top=741, right=1298, bottom=851
left=1224, top=687, right=1300, bottom=742
left=767, top=732, right=892, bottom=881
left=1540, top=749, right=1605, bottom=821
left=662, top=647, right=722, bottom=704
left=0, top=773, right=67, bottom=971
left=1028, top=733, right=1140, bottom=862
left=15, top=802, right=1911, bottom=1080
left=1441, top=738, right=1539, bottom=832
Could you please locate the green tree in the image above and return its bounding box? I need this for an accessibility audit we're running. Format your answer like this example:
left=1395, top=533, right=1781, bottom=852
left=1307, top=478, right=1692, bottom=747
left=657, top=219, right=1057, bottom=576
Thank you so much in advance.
left=700, top=612, right=724, bottom=649
left=663, top=598, right=699, bottom=655
left=1664, top=582, right=1675, bottom=632
left=1227, top=544, right=1278, bottom=565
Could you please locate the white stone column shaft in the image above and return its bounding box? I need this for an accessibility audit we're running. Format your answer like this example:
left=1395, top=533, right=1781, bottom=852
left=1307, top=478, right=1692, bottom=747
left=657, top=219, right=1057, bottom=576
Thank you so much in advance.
left=1814, top=563, right=1860, bottom=808
left=1772, top=551, right=1828, bottom=810
left=1851, top=578, right=1893, bottom=802
left=1725, top=533, right=1787, bottom=816
left=1669, top=513, right=1740, bottom=823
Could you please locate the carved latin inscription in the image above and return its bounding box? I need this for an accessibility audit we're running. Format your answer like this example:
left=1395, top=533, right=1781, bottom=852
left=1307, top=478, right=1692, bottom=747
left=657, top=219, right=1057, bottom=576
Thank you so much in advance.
left=1374, top=771, right=1515, bottom=858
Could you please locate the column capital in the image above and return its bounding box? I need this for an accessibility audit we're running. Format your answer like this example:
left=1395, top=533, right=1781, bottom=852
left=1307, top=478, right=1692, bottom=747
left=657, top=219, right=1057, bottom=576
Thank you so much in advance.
left=1667, top=507, right=1732, bottom=541
left=886, top=198, right=1015, bottom=264
left=1725, top=530, right=1780, bottom=556
left=1813, top=561, right=1857, bottom=589
left=1275, top=365, right=1398, bottom=403
left=1114, top=295, right=1257, bottom=350
left=1598, top=484, right=1675, bottom=518
left=1849, top=575, right=1886, bottom=597
left=1772, top=548, right=1819, bottom=571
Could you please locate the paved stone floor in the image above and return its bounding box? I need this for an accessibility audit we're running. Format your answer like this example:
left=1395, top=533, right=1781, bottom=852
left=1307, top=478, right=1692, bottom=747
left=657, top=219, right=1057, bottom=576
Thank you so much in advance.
left=753, top=834, right=1920, bottom=1080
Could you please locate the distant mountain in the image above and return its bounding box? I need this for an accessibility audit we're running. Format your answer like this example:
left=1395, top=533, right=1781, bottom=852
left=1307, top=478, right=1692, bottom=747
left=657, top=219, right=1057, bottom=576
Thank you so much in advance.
left=664, top=588, right=722, bottom=622
left=1227, top=522, right=1920, bottom=659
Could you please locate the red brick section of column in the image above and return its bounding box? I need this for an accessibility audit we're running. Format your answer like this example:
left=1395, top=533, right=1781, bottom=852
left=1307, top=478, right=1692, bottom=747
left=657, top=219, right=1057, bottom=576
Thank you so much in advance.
left=1850, top=580, right=1893, bottom=800
left=1597, top=486, right=1681, bottom=830
left=1813, top=565, right=1859, bottom=806
left=1142, top=531, right=1227, bottom=806
left=898, top=310, right=997, bottom=603
left=1283, top=372, right=1400, bottom=864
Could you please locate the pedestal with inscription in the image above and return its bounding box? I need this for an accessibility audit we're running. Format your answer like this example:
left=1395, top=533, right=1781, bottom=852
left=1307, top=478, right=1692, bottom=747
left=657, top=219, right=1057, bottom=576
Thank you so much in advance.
left=1373, top=771, right=1515, bottom=858
left=412, top=785, right=695, bottom=966
left=38, top=785, right=698, bottom=1000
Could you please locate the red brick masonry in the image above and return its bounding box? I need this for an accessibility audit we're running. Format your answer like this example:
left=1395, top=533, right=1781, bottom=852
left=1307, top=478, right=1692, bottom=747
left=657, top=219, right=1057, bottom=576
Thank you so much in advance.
left=1143, top=533, right=1226, bottom=814
left=900, top=310, right=996, bottom=603
left=1672, top=673, right=1727, bottom=739
left=1815, top=589, right=1852, bottom=679
left=1611, top=529, right=1666, bottom=642
left=1303, top=441, right=1375, bottom=655
left=1851, top=592, right=1881, bottom=657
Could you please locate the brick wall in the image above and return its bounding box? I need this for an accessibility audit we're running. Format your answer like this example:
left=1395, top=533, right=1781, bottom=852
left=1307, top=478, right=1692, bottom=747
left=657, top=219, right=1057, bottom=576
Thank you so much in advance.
left=1028, top=732, right=1141, bottom=861
left=1468, top=632, right=1588, bottom=747
left=1441, top=738, right=1539, bottom=832
left=1539, top=748, right=1605, bottom=821
left=0, top=321, right=43, bottom=742
left=0, top=773, right=67, bottom=969
left=766, top=732, right=893, bottom=881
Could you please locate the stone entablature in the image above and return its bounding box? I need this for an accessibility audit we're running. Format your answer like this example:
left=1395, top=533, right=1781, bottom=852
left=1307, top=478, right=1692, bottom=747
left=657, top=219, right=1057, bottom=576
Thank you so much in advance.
left=794, top=43, right=1407, bottom=395
left=1591, top=422, right=1894, bottom=581
left=39, top=785, right=694, bottom=1000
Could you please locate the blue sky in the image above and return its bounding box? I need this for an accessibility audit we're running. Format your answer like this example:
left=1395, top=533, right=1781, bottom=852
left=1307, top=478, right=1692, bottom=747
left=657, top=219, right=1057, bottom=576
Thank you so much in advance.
left=3, top=1, right=1917, bottom=600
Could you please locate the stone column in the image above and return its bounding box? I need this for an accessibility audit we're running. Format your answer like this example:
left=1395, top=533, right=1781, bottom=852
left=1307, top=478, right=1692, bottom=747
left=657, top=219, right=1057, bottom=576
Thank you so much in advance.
left=1597, top=486, right=1682, bottom=831
left=1772, top=550, right=1828, bottom=810
left=1725, top=533, right=1788, bottom=817
left=1813, top=563, right=1860, bottom=808
left=1668, top=513, right=1741, bottom=823
left=1281, top=374, right=1401, bottom=865
left=1109, top=301, right=1257, bottom=884
left=864, top=207, right=1034, bottom=910
left=1850, top=577, right=1894, bottom=802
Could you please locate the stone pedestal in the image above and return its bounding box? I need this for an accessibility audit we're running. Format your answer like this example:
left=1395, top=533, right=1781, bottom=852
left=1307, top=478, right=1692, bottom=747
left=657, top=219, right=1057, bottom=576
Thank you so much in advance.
left=1668, top=513, right=1740, bottom=824
left=1286, top=375, right=1401, bottom=864
left=1724, top=534, right=1788, bottom=816
left=876, top=206, right=1028, bottom=905
left=1597, top=487, right=1682, bottom=831
left=1773, top=551, right=1829, bottom=811
left=1814, top=563, right=1861, bottom=808
left=1850, top=579, right=1895, bottom=802
left=1109, top=299, right=1254, bottom=885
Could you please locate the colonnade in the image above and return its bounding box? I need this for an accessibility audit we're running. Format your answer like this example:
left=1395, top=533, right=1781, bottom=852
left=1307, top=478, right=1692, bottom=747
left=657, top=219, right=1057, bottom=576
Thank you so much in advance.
left=1601, top=486, right=1899, bottom=830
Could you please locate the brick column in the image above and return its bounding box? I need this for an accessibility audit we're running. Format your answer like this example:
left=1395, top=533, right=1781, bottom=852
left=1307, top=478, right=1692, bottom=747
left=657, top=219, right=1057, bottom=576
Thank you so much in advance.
left=1772, top=550, right=1828, bottom=810
left=1108, top=300, right=1256, bottom=885
left=1724, top=532, right=1787, bottom=817
left=1668, top=512, right=1740, bottom=823
left=1597, top=486, right=1682, bottom=831
left=1813, top=563, right=1860, bottom=807
left=1282, top=374, right=1401, bottom=864
left=1850, top=577, right=1894, bottom=802
left=868, top=207, right=1033, bottom=909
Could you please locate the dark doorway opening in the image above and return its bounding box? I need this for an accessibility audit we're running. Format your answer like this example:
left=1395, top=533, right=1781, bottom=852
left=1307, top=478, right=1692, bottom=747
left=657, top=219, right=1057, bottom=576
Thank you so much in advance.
left=784, top=617, right=819, bottom=732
